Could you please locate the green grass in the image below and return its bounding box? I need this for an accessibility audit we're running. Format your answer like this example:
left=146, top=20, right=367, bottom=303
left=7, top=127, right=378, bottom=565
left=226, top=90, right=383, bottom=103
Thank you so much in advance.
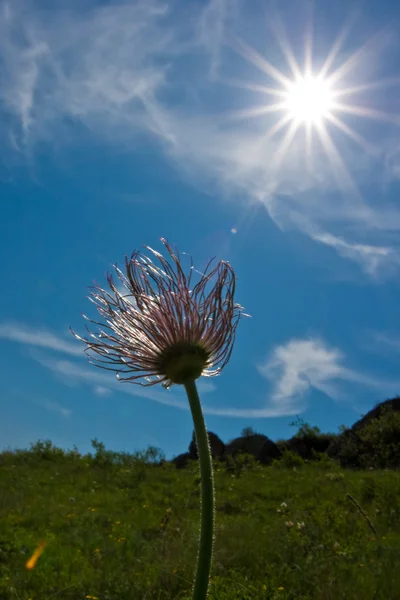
left=1, top=445, right=400, bottom=599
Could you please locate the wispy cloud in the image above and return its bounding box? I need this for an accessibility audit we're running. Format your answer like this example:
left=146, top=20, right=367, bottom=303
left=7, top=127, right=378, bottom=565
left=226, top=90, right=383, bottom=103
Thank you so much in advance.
left=34, top=355, right=190, bottom=410
left=373, top=332, right=400, bottom=352
left=0, top=322, right=82, bottom=356
left=93, top=385, right=112, bottom=397
left=311, top=232, right=399, bottom=278
left=258, top=337, right=400, bottom=415
left=0, top=318, right=298, bottom=416
left=0, top=0, right=176, bottom=146
left=1, top=0, right=400, bottom=276
left=197, top=0, right=236, bottom=79
left=0, top=320, right=219, bottom=409
left=0, top=319, right=315, bottom=417
left=36, top=399, right=71, bottom=419
left=1, top=321, right=399, bottom=418
left=34, top=354, right=299, bottom=418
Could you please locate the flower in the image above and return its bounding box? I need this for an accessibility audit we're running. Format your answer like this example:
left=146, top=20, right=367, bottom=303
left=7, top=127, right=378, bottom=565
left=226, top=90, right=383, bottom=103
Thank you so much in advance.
left=72, top=238, right=245, bottom=388
left=72, top=239, right=246, bottom=600
left=285, top=521, right=294, bottom=528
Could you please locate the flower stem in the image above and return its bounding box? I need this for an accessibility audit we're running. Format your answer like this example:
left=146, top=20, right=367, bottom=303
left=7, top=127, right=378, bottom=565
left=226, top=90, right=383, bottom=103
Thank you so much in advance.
left=184, top=379, right=215, bottom=600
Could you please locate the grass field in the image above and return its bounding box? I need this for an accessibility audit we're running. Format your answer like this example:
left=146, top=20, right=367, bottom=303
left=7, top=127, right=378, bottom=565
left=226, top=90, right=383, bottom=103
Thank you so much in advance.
left=0, top=442, right=399, bottom=599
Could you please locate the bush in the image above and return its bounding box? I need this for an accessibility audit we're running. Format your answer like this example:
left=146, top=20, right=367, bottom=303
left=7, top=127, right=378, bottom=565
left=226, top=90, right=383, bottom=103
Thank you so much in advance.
left=283, top=418, right=336, bottom=460
left=274, top=449, right=304, bottom=469
left=337, top=406, right=400, bottom=468
left=90, top=438, right=117, bottom=467
left=29, top=439, right=67, bottom=461
left=224, top=453, right=258, bottom=477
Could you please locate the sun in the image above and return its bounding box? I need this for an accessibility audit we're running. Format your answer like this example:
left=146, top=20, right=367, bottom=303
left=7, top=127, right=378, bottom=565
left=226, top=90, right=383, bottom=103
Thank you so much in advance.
left=227, top=24, right=400, bottom=184
left=283, top=74, right=334, bottom=124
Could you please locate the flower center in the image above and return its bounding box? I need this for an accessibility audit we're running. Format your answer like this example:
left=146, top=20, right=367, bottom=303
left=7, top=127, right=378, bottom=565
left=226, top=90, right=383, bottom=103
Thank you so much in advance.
left=158, top=342, right=210, bottom=384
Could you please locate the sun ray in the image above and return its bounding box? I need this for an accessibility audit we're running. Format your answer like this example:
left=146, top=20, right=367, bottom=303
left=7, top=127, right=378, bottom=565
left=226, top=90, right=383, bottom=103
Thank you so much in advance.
left=327, top=28, right=390, bottom=87
left=230, top=35, right=292, bottom=87
left=334, top=77, right=400, bottom=98
left=271, top=120, right=301, bottom=171
left=270, top=15, right=303, bottom=80
left=219, top=79, right=287, bottom=98
left=227, top=16, right=400, bottom=184
left=226, top=103, right=286, bottom=121
left=316, top=121, right=357, bottom=193
left=334, top=103, right=400, bottom=125
left=324, top=113, right=377, bottom=154
left=303, top=5, right=313, bottom=75
left=305, top=121, right=313, bottom=172
left=318, top=9, right=359, bottom=79
left=262, top=114, right=293, bottom=141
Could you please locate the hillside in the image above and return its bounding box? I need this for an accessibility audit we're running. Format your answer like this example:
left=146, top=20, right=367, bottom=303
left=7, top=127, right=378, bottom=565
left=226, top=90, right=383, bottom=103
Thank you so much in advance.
left=1, top=398, right=400, bottom=599
left=1, top=439, right=400, bottom=599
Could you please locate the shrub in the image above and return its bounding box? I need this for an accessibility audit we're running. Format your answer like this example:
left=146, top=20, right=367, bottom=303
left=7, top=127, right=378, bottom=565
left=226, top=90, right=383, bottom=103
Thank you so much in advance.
left=337, top=406, right=400, bottom=469
left=274, top=449, right=304, bottom=469
left=224, top=453, right=258, bottom=477
left=29, top=439, right=66, bottom=461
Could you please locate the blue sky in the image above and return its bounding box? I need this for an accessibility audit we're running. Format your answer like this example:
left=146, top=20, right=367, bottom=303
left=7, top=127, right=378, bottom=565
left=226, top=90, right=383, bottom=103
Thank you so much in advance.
left=2, top=0, right=400, bottom=460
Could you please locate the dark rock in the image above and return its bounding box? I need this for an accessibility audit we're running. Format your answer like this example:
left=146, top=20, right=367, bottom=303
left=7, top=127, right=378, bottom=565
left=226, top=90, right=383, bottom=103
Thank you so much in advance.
left=257, top=437, right=282, bottom=464
left=172, top=452, right=190, bottom=469
left=189, top=431, right=225, bottom=460
left=225, top=433, right=272, bottom=459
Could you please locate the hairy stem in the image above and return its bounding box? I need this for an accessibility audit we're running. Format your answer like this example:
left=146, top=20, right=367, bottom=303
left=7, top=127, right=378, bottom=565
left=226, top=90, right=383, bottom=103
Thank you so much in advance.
left=184, top=379, right=215, bottom=600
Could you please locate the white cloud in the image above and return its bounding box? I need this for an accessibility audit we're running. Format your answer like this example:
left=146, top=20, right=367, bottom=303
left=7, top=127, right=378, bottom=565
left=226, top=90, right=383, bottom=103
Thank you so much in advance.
left=93, top=385, right=112, bottom=397
left=259, top=338, right=345, bottom=413
left=311, top=232, right=399, bottom=278
left=2, top=320, right=399, bottom=418
left=0, top=320, right=218, bottom=410
left=0, top=0, right=175, bottom=145
left=34, top=355, right=191, bottom=410
left=36, top=399, right=71, bottom=419
left=3, top=314, right=399, bottom=418
left=384, top=143, right=400, bottom=181
left=258, top=337, right=400, bottom=415
left=0, top=320, right=313, bottom=417
left=0, top=322, right=82, bottom=356
left=197, top=0, right=237, bottom=79
left=1, top=1, right=400, bottom=276
left=34, top=354, right=299, bottom=418
left=373, top=333, right=400, bottom=352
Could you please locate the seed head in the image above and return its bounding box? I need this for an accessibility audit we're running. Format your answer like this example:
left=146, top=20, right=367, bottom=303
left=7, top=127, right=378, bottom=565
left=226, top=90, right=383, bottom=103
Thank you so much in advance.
left=72, top=239, right=245, bottom=387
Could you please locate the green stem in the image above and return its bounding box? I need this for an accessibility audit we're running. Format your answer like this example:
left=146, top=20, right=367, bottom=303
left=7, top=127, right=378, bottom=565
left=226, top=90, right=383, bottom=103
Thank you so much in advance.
left=184, top=379, right=215, bottom=600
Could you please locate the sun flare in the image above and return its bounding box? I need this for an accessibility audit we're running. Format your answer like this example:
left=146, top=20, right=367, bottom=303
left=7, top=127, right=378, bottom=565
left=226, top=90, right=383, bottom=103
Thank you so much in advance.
left=283, top=74, right=334, bottom=124
left=228, top=22, right=400, bottom=186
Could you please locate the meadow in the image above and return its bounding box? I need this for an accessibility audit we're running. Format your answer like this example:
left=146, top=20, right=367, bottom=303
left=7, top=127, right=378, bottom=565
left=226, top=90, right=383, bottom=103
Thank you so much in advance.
left=0, top=441, right=399, bottom=600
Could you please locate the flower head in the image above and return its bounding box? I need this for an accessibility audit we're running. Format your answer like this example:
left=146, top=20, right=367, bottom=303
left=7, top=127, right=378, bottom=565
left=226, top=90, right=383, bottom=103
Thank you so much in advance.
left=72, top=239, right=245, bottom=387
left=285, top=521, right=294, bottom=528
